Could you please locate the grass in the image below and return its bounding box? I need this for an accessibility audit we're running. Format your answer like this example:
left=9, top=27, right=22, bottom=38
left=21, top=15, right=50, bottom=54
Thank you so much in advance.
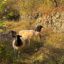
left=0, top=25, right=64, bottom=64
left=0, top=21, right=6, bottom=32
left=0, top=21, right=5, bottom=26
left=45, top=32, right=64, bottom=49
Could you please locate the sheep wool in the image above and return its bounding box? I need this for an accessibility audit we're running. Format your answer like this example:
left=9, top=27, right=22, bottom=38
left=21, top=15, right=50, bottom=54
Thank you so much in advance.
left=18, top=30, right=35, bottom=40
left=12, top=37, right=25, bottom=50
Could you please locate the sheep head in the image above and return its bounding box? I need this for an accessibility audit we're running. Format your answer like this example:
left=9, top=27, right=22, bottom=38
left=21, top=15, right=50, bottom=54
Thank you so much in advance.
left=35, top=25, right=43, bottom=32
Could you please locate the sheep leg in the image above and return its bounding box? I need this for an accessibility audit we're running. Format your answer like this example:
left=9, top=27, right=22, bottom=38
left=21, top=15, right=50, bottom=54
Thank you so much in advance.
left=13, top=49, right=17, bottom=60
left=39, top=34, right=42, bottom=39
left=25, top=39, right=30, bottom=46
left=17, top=50, right=21, bottom=59
left=27, top=39, right=30, bottom=46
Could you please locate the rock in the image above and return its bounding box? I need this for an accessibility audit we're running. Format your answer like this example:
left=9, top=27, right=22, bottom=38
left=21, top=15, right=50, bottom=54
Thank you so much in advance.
left=36, top=11, right=64, bottom=32
left=0, top=31, right=13, bottom=42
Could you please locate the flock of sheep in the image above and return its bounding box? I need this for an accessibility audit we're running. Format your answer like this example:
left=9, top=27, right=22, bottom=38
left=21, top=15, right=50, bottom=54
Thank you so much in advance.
left=11, top=25, right=43, bottom=55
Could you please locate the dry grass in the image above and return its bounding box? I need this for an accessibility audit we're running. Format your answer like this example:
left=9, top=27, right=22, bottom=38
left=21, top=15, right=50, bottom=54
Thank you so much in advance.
left=44, top=31, right=64, bottom=49
left=4, top=20, right=33, bottom=32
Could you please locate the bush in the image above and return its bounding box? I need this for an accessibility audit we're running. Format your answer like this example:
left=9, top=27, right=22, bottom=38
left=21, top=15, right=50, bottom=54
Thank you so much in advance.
left=5, top=9, right=20, bottom=21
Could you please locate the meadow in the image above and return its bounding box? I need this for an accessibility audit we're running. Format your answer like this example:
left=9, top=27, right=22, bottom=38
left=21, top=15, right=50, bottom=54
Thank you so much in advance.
left=0, top=0, right=64, bottom=64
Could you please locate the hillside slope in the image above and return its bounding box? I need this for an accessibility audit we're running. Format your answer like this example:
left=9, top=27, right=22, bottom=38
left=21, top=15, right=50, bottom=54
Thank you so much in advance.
left=0, top=0, right=64, bottom=64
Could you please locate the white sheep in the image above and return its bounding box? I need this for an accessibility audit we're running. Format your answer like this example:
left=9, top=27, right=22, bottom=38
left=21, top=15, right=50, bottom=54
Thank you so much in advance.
left=18, top=25, right=43, bottom=45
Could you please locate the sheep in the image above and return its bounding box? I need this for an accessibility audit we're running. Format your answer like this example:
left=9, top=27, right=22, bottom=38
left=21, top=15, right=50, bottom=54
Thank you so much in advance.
left=18, top=25, right=43, bottom=45
left=12, top=35, right=25, bottom=51
left=12, top=34, right=25, bottom=57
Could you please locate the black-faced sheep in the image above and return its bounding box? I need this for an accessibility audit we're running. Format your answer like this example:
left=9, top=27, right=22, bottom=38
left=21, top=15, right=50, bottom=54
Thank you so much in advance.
left=12, top=34, right=25, bottom=57
left=18, top=25, right=43, bottom=44
left=12, top=35, right=25, bottom=50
